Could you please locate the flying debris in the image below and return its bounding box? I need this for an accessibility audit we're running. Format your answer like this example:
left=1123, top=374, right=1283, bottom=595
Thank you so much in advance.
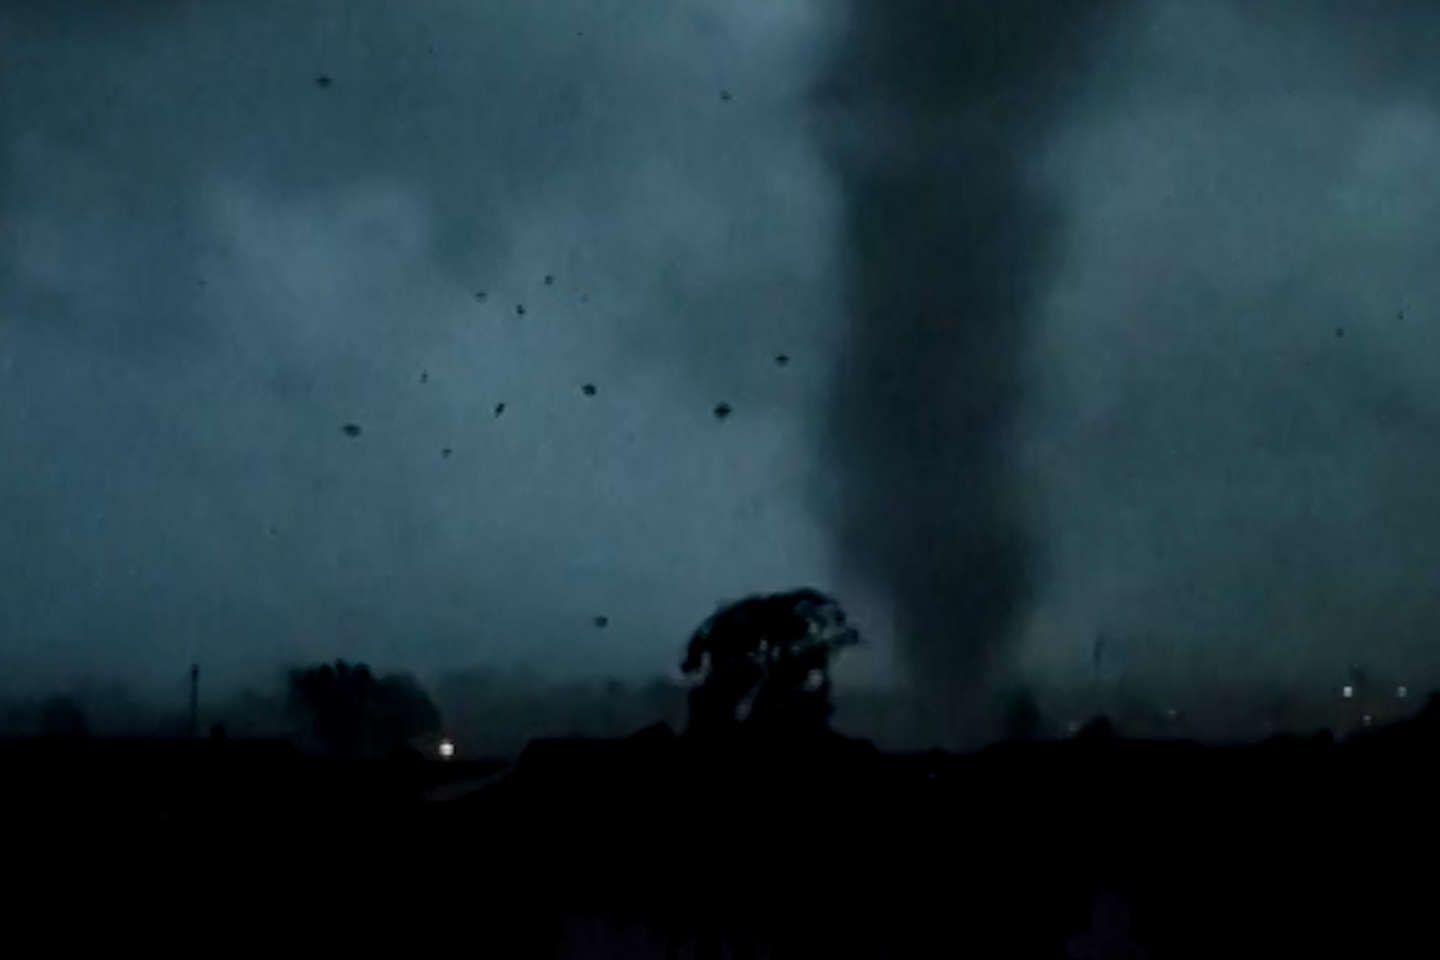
left=581, top=383, right=597, bottom=397
left=543, top=274, right=554, bottom=286
left=475, top=291, right=488, bottom=302
left=441, top=448, right=452, bottom=459
left=420, top=371, right=429, bottom=384
left=775, top=353, right=790, bottom=367
left=720, top=89, right=733, bottom=102
left=315, top=75, right=333, bottom=88
left=1336, top=327, right=1345, bottom=338
left=494, top=402, right=506, bottom=417
left=713, top=402, right=732, bottom=420
left=516, top=304, right=526, bottom=316
left=341, top=423, right=362, bottom=438
left=593, top=615, right=609, bottom=629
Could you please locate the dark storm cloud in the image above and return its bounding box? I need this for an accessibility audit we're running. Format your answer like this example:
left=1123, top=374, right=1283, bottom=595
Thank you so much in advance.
left=16, top=0, right=1440, bottom=745
left=1016, top=0, right=1440, bottom=706
left=0, top=1, right=850, bottom=696
left=818, top=1, right=1125, bottom=742
left=820, top=0, right=1440, bottom=741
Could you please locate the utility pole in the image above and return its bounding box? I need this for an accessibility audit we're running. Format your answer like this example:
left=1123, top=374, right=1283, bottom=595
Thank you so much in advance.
left=188, top=664, right=199, bottom=738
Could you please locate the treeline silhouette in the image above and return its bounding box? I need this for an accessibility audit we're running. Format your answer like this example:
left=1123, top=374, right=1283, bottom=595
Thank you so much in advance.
left=5, top=588, right=1438, bottom=956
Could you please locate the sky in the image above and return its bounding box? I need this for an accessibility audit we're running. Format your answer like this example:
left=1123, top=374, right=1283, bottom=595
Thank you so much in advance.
left=0, top=0, right=866, bottom=697
left=4, top=1, right=1440, bottom=741
left=1016, top=0, right=1440, bottom=698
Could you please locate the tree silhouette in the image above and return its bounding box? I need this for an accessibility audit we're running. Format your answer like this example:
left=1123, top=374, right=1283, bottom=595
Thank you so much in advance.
left=680, top=588, right=860, bottom=740
left=288, top=660, right=441, bottom=758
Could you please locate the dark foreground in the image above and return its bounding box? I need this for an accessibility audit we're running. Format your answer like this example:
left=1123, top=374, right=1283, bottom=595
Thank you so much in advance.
left=4, top=719, right=1435, bottom=957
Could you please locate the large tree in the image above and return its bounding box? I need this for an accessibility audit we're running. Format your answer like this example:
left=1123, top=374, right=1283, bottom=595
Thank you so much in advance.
left=288, top=660, right=441, bottom=758
left=681, top=588, right=860, bottom=740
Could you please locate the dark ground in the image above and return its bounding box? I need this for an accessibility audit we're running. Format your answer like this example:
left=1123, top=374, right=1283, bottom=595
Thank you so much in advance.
left=4, top=717, right=1435, bottom=957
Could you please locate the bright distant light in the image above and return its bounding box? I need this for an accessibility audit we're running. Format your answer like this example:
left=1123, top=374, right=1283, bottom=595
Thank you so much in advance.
left=1397, top=685, right=1409, bottom=699
left=437, top=738, right=456, bottom=759
left=1341, top=685, right=1354, bottom=700
left=1362, top=714, right=1373, bottom=727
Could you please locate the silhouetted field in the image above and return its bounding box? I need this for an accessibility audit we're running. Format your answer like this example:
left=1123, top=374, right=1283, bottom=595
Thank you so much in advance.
left=4, top=716, right=1433, bottom=957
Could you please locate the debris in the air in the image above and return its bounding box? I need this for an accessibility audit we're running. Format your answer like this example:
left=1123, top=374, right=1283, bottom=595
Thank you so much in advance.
left=197, top=279, right=207, bottom=288
left=420, top=371, right=429, bottom=384
left=775, top=353, right=790, bottom=367
left=442, top=448, right=452, bottom=459
left=341, top=423, right=362, bottom=437
left=1336, top=327, right=1345, bottom=338
left=494, top=402, right=506, bottom=417
left=593, top=615, right=609, bottom=629
left=543, top=274, right=554, bottom=286
left=516, top=303, right=526, bottom=316
left=315, top=75, right=333, bottom=88
left=475, top=290, right=487, bottom=302
left=581, top=383, right=597, bottom=397
left=580, top=294, right=590, bottom=304
left=720, top=89, right=733, bottom=102
left=268, top=526, right=279, bottom=538
left=713, top=402, right=732, bottom=420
